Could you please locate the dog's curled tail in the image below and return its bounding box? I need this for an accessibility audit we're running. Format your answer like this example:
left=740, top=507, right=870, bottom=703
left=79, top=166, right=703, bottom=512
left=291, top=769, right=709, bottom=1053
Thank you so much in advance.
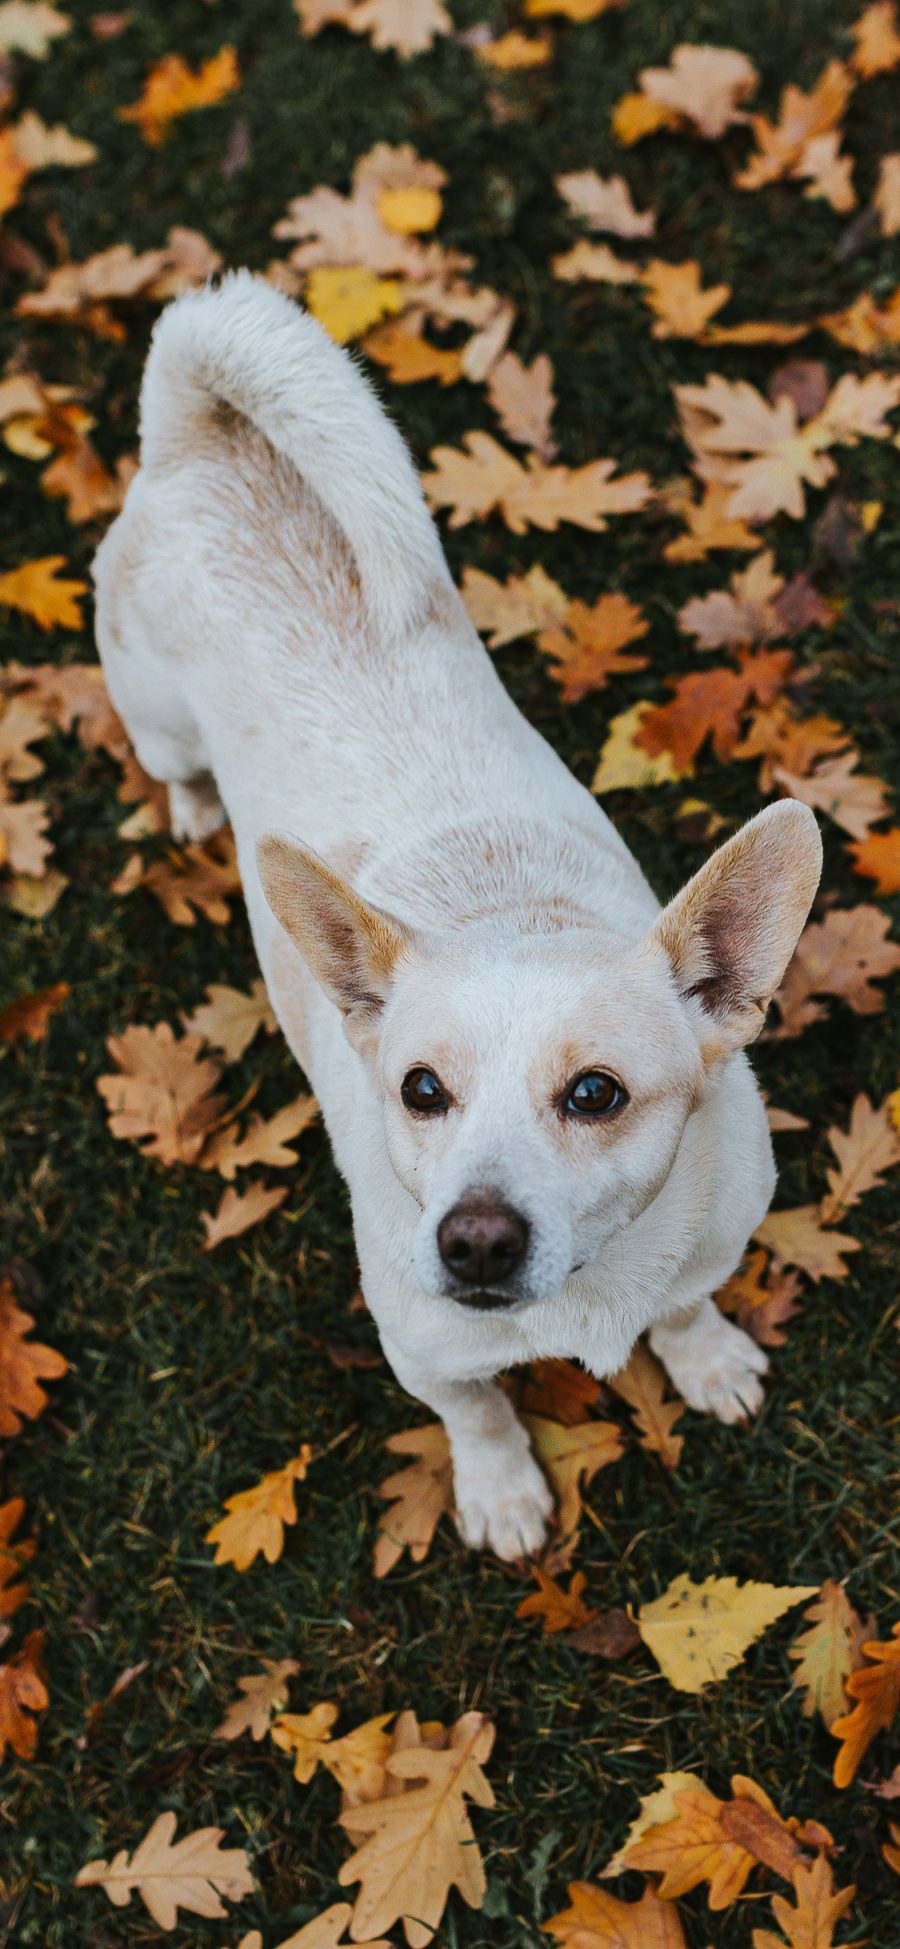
left=139, top=269, right=451, bottom=639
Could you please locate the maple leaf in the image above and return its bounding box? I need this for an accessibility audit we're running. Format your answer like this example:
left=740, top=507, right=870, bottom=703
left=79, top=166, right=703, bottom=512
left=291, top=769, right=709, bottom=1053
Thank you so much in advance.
left=851, top=0, right=900, bottom=74
left=96, top=1023, right=226, bottom=1167
left=556, top=169, right=656, bottom=238
left=662, top=479, right=760, bottom=563
left=202, top=1094, right=318, bottom=1178
left=215, top=1657, right=299, bottom=1741
left=830, top=1623, right=900, bottom=1787
left=752, top=1855, right=856, bottom=1949
left=819, top=1092, right=900, bottom=1222
left=523, top=1414, right=623, bottom=1554
left=772, top=905, right=900, bottom=1036
left=0, top=797, right=52, bottom=877
left=591, top=702, right=696, bottom=793
left=625, top=1773, right=830, bottom=1909
left=516, top=1567, right=597, bottom=1635
left=537, top=595, right=649, bottom=703
left=608, top=1343, right=685, bottom=1469
left=461, top=563, right=569, bottom=649
left=0, top=1627, right=48, bottom=1761
left=516, top=1357, right=604, bottom=1424
left=638, top=1574, right=818, bottom=1692
left=643, top=260, right=731, bottom=339
left=119, top=45, right=239, bottom=147
left=0, top=557, right=86, bottom=630
left=754, top=1206, right=860, bottom=1283
left=487, top=352, right=558, bottom=461
left=374, top=1424, right=453, bottom=1577
left=0, top=1278, right=67, bottom=1436
left=118, top=832, right=242, bottom=925
left=363, top=321, right=463, bottom=386
left=0, top=1498, right=35, bottom=1619
left=677, top=369, right=900, bottom=522
left=635, top=648, right=793, bottom=768
left=552, top=239, right=644, bottom=283
left=75, top=1810, right=253, bottom=1927
left=639, top=43, right=760, bottom=138
left=789, top=1581, right=872, bottom=1730
left=848, top=828, right=900, bottom=893
left=200, top=1181, right=288, bottom=1251
left=423, top=432, right=651, bottom=534
left=0, top=980, right=69, bottom=1044
left=183, top=979, right=276, bottom=1064
left=338, top=1710, right=495, bottom=1946
left=543, top=1880, right=687, bottom=1948
left=736, top=60, right=854, bottom=191
left=0, top=1, right=68, bottom=57
left=716, top=1248, right=804, bottom=1348
left=205, top=1446, right=313, bottom=1569
left=679, top=551, right=784, bottom=650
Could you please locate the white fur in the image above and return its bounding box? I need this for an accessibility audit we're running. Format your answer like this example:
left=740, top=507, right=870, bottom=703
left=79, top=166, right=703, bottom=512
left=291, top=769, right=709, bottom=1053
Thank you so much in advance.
left=93, top=274, right=822, bottom=1561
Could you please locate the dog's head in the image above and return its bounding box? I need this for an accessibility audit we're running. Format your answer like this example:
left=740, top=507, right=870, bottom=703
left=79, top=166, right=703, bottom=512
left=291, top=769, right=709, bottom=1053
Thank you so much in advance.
left=258, top=801, right=821, bottom=1310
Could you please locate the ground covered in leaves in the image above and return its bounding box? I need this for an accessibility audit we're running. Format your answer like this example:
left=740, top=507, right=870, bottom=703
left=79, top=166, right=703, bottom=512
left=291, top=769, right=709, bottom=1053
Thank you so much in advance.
left=2, top=1, right=900, bottom=1945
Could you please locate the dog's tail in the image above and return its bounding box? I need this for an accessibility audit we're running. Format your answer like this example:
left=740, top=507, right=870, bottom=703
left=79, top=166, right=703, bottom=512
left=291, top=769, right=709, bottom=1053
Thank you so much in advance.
left=138, top=269, right=451, bottom=639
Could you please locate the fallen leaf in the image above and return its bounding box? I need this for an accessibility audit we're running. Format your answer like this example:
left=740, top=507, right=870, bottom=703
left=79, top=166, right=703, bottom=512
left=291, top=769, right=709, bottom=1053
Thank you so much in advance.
left=773, top=749, right=891, bottom=840
left=831, top=1623, right=900, bottom=1787
left=120, top=832, right=242, bottom=925
left=608, top=1343, right=685, bottom=1469
left=716, top=1248, right=804, bottom=1347
left=662, top=480, right=760, bottom=563
left=461, top=563, right=569, bottom=648
left=0, top=1, right=69, bottom=57
left=625, top=1772, right=829, bottom=1908
left=612, top=92, right=681, bottom=146
left=200, top=1180, right=288, bottom=1251
left=591, top=702, right=696, bottom=793
left=736, top=61, right=854, bottom=192
left=364, top=321, right=463, bottom=385
left=565, top=1608, right=642, bottom=1659
left=643, top=260, right=731, bottom=338
left=475, top=30, right=551, bottom=71
left=754, top=1206, right=860, bottom=1282
left=537, top=594, right=649, bottom=703
left=0, top=1498, right=35, bottom=1618
left=374, top=1424, right=453, bottom=1576
left=789, top=1582, right=872, bottom=1730
left=0, top=1627, right=48, bottom=1761
left=543, top=1880, right=687, bottom=1947
left=884, top=1824, right=900, bottom=1873
left=525, top=0, right=623, bottom=16
left=0, top=980, right=69, bottom=1044
left=202, top=1094, right=318, bottom=1178
left=377, top=185, right=441, bottom=233
left=12, top=110, right=97, bottom=169
left=487, top=351, right=557, bottom=460
left=635, top=649, right=793, bottom=768
left=96, top=1023, right=225, bottom=1167
left=552, top=239, right=644, bottom=283
left=556, top=169, right=656, bottom=238
left=516, top=1357, right=604, bottom=1424
left=639, top=43, right=760, bottom=139
left=74, top=1810, right=253, bottom=1928
left=205, top=1447, right=313, bottom=1570
left=676, top=369, right=900, bottom=523
left=516, top=1567, right=597, bottom=1634
left=751, top=1855, right=856, bottom=1949
left=275, top=142, right=451, bottom=282
left=794, top=132, right=856, bottom=213
left=772, top=906, right=900, bottom=1035
left=875, top=153, right=900, bottom=234
left=819, top=1092, right=900, bottom=1221
left=347, top=0, right=451, bottom=57
left=850, top=1, right=900, bottom=77
left=637, top=1573, right=818, bottom=1692
left=848, top=828, right=900, bottom=893
left=524, top=1414, right=623, bottom=1552
left=269, top=1904, right=391, bottom=1948
left=422, top=431, right=651, bottom=533
left=678, top=551, right=784, bottom=650
left=306, top=265, right=403, bottom=343
left=338, top=1710, right=495, bottom=1946
left=0, top=556, right=86, bottom=630
left=0, top=798, right=52, bottom=877
left=118, top=45, right=239, bottom=147
left=273, top=1704, right=394, bottom=1805
left=183, top=979, right=276, bottom=1063
left=0, top=1278, right=67, bottom=1436
left=4, top=866, right=68, bottom=916
left=269, top=1698, right=338, bottom=1780
left=605, top=1771, right=701, bottom=1875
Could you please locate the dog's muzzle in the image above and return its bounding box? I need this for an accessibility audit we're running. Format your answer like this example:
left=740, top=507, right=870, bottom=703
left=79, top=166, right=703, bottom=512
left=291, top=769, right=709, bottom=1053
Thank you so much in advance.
left=437, top=1189, right=529, bottom=1309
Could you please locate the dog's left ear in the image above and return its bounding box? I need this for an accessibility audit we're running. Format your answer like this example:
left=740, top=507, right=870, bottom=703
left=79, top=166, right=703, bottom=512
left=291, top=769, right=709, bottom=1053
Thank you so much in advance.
left=257, top=835, right=416, bottom=1045
left=649, top=800, right=822, bottom=1058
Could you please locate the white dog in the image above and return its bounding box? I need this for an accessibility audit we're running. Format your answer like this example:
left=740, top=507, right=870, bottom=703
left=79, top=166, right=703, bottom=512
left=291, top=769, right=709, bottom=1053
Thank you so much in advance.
left=93, top=273, right=822, bottom=1560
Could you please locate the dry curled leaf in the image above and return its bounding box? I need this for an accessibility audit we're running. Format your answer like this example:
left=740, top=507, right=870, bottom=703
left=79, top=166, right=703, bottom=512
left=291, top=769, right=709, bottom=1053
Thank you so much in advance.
left=205, top=1446, right=313, bottom=1570
left=637, top=1574, right=818, bottom=1693
left=215, top=1659, right=300, bottom=1741
left=608, top=1343, right=685, bottom=1469
left=789, top=1581, right=872, bottom=1730
left=74, top=1810, right=253, bottom=1928
left=200, top=1180, right=288, bottom=1251
left=374, top=1424, right=453, bottom=1577
left=96, top=1023, right=225, bottom=1167
left=0, top=1278, right=67, bottom=1436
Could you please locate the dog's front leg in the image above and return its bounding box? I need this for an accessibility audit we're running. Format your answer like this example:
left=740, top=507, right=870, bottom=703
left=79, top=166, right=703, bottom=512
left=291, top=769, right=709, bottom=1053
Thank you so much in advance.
left=381, top=1335, right=553, bottom=1561
left=649, top=1293, right=768, bottom=1425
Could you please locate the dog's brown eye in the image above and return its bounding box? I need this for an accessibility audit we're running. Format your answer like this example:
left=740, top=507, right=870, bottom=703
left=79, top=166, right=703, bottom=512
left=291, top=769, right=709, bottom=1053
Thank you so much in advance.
left=563, top=1072, right=627, bottom=1118
left=402, top=1067, right=448, bottom=1114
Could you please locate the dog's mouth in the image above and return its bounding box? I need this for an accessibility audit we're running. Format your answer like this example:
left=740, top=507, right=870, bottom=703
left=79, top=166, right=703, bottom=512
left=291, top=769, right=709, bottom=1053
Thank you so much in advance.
left=448, top=1286, right=521, bottom=1313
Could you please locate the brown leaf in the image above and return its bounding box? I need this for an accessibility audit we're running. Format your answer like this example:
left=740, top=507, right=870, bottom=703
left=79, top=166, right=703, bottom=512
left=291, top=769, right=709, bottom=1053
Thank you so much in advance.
left=608, top=1343, right=685, bottom=1468
left=772, top=750, right=891, bottom=839
left=678, top=551, right=783, bottom=650
left=537, top=594, right=649, bottom=703
left=0, top=798, right=52, bottom=877
left=625, top=1773, right=829, bottom=1910
left=374, top=1424, right=453, bottom=1577
left=716, top=1247, right=804, bottom=1347
left=74, top=1809, right=253, bottom=1927
left=640, top=43, right=759, bottom=138
left=819, top=1092, right=900, bottom=1221
left=0, top=1278, right=67, bottom=1436
left=516, top=1566, right=597, bottom=1634
left=422, top=432, right=651, bottom=533
left=635, top=648, right=793, bottom=768
left=486, top=351, right=557, bottom=460
left=543, top=1880, right=687, bottom=1947
left=0, top=980, right=69, bottom=1044
left=0, top=1627, right=48, bottom=1761
left=662, top=480, right=760, bottom=563
left=202, top=1094, right=317, bottom=1178
left=676, top=368, right=900, bottom=523
left=200, top=1181, right=288, bottom=1251
left=565, top=1607, right=642, bottom=1660
left=121, top=831, right=242, bottom=925
left=78, top=1660, right=148, bottom=1747
left=751, top=1855, right=856, bottom=1949
left=556, top=168, right=656, bottom=238
left=96, top=1023, right=226, bottom=1167
left=772, top=905, right=900, bottom=1036
left=516, top=1357, right=604, bottom=1424
left=214, top=1657, right=300, bottom=1740
left=523, top=1414, right=623, bottom=1559
left=754, top=1206, right=859, bottom=1282
left=182, top=979, right=276, bottom=1063
left=0, top=1498, right=35, bottom=1619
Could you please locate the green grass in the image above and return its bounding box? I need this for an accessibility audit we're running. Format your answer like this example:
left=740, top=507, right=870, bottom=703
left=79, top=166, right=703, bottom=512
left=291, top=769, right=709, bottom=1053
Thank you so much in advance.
left=2, top=1, right=899, bottom=1944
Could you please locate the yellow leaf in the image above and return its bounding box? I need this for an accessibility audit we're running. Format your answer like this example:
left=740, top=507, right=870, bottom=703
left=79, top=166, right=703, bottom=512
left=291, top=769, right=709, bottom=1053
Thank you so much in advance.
left=271, top=1699, right=340, bottom=1781
left=605, top=1771, right=700, bottom=1875
left=475, top=30, right=551, bottom=70
left=544, top=1880, right=687, bottom=1947
left=608, top=1343, right=685, bottom=1469
left=119, top=45, right=239, bottom=148
left=789, top=1581, right=872, bottom=1730
left=0, top=557, right=87, bottom=631
left=754, top=1205, right=860, bottom=1282
left=205, top=1447, right=313, bottom=1569
left=591, top=702, right=695, bottom=793
left=74, top=1810, right=253, bottom=1929
left=523, top=1414, right=623, bottom=1550
left=306, top=265, right=402, bottom=343
left=624, top=1773, right=830, bottom=1910
left=526, top=0, right=624, bottom=17
left=637, top=1574, right=818, bottom=1692
left=376, top=185, right=441, bottom=233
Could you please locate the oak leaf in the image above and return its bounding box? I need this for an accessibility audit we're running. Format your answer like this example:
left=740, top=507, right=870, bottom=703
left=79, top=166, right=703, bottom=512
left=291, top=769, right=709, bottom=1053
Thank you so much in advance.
left=635, top=648, right=793, bottom=768
left=516, top=1567, right=597, bottom=1634
left=608, top=1343, right=684, bottom=1468
left=716, top=1248, right=804, bottom=1348
left=273, top=1704, right=394, bottom=1804
left=819, top=1092, right=900, bottom=1221
left=0, top=980, right=69, bottom=1044
left=754, top=1207, right=860, bottom=1282
left=794, top=133, right=856, bottom=213
left=625, top=1773, right=830, bottom=1909
left=637, top=1574, right=817, bottom=1692
left=676, top=369, right=900, bottom=522
left=374, top=1424, right=453, bottom=1576
left=0, top=556, right=86, bottom=630
left=422, top=432, right=651, bottom=533
left=525, top=0, right=624, bottom=16
left=215, top=1658, right=300, bottom=1741
left=0, top=1627, right=48, bottom=1761
left=830, top=1622, right=900, bottom=1787
left=74, top=1810, right=253, bottom=1927
left=516, top=1357, right=604, bottom=1424
left=270, top=1698, right=338, bottom=1780
left=605, top=1771, right=701, bottom=1874
left=643, top=260, right=731, bottom=339
left=200, top=1181, right=288, bottom=1251
left=11, top=109, right=97, bottom=170
left=183, top=980, right=276, bottom=1063
left=848, top=828, right=900, bottom=893
left=16, top=242, right=172, bottom=333
left=270, top=1904, right=391, bottom=1947
left=524, top=1414, right=623, bottom=1552
left=537, top=594, right=649, bottom=703
left=487, top=351, right=557, bottom=460
left=97, top=1024, right=226, bottom=1166
left=662, top=480, right=760, bottom=563
left=556, top=169, right=655, bottom=238
left=679, top=551, right=783, bottom=650
left=338, top=1710, right=495, bottom=1946
left=789, top=1581, right=872, bottom=1730
left=612, top=92, right=681, bottom=145
left=0, top=1498, right=35, bottom=1618
left=772, top=749, right=891, bottom=839
left=364, top=322, right=463, bottom=386
left=346, top=0, right=451, bottom=56
left=639, top=44, right=759, bottom=138
left=591, top=702, right=696, bottom=793
left=0, top=1, right=68, bottom=56
left=752, top=1855, right=856, bottom=1949
left=203, top=1095, right=318, bottom=1178
left=120, top=832, right=242, bottom=925
left=772, top=906, right=900, bottom=1036
left=543, top=1880, right=687, bottom=1947
left=0, top=798, right=51, bottom=876
left=851, top=0, right=900, bottom=74
left=205, top=1446, right=313, bottom=1569
left=736, top=61, right=853, bottom=192
left=119, top=46, right=239, bottom=147
left=276, top=143, right=451, bottom=283
left=461, top=563, right=569, bottom=648
left=0, top=1279, right=67, bottom=1435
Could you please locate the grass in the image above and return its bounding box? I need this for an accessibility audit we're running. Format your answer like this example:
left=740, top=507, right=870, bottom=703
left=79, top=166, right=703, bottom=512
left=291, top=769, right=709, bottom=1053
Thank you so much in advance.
left=1, top=1, right=899, bottom=1943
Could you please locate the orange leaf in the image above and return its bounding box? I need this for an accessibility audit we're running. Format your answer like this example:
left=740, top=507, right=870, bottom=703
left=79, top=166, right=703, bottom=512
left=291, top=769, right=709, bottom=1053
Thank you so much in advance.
left=205, top=1447, right=313, bottom=1570
left=516, top=1566, right=597, bottom=1634
left=716, top=1248, right=804, bottom=1348
left=0, top=556, right=86, bottom=630
left=516, top=1357, right=604, bottom=1424
left=608, top=1342, right=685, bottom=1468
left=831, top=1623, right=900, bottom=1787
left=0, top=980, right=69, bottom=1044
left=363, top=322, right=463, bottom=386
left=643, top=259, right=731, bottom=339
left=373, top=1424, right=453, bottom=1577
left=635, top=648, right=793, bottom=768
left=119, top=46, right=239, bottom=147
left=0, top=1279, right=67, bottom=1437
left=848, top=827, right=900, bottom=893
left=543, top=1880, right=687, bottom=1947
left=96, top=1023, right=226, bottom=1167
left=736, top=60, right=854, bottom=191
left=0, top=1498, right=35, bottom=1619
left=538, top=594, right=649, bottom=703
left=850, top=1, right=900, bottom=77
left=751, top=1855, right=856, bottom=1949
left=0, top=1627, right=48, bottom=1761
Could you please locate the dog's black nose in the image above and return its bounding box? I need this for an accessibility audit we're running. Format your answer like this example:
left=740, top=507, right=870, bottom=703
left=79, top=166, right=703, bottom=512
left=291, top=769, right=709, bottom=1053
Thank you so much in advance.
left=437, top=1192, right=529, bottom=1290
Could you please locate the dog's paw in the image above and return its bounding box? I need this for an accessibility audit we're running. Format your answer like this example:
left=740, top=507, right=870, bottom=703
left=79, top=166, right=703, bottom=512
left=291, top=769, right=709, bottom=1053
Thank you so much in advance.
left=168, top=778, right=227, bottom=844
left=454, top=1449, right=554, bottom=1561
left=652, top=1311, right=768, bottom=1426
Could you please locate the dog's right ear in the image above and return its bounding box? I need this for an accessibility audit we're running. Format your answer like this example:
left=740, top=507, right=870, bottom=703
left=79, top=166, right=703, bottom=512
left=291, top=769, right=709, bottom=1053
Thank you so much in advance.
left=257, top=835, right=416, bottom=1042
